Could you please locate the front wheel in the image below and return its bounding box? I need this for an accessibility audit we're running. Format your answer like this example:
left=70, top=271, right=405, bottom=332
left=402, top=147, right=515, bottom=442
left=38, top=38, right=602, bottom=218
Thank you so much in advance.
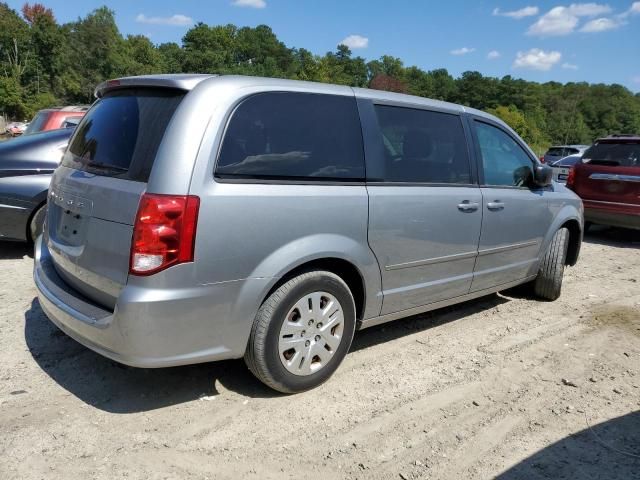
left=534, top=227, right=569, bottom=301
left=245, top=271, right=356, bottom=393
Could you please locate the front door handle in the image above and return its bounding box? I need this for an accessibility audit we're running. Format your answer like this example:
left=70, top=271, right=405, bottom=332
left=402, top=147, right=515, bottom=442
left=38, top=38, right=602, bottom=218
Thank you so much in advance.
left=458, top=201, right=479, bottom=212
left=487, top=201, right=505, bottom=211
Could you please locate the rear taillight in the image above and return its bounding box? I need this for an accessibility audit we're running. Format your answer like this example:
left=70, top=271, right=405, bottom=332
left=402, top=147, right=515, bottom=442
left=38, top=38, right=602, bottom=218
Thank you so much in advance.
left=566, top=167, right=576, bottom=189
left=130, top=193, right=200, bottom=276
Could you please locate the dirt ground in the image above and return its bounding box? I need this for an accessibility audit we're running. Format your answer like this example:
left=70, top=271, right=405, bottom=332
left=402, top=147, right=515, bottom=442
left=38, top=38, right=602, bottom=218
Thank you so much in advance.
left=1, top=226, right=639, bottom=480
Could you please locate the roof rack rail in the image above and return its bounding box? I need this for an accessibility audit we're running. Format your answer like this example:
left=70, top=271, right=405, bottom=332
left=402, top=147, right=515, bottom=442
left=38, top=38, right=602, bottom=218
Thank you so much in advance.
left=605, top=133, right=639, bottom=138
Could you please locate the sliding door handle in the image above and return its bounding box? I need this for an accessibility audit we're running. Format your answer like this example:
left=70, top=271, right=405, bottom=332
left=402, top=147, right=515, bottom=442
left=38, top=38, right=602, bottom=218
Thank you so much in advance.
left=458, top=201, right=479, bottom=212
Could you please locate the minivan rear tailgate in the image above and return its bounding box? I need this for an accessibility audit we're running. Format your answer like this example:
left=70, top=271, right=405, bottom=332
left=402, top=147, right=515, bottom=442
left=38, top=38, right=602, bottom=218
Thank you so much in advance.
left=44, top=87, right=186, bottom=310
left=573, top=163, right=640, bottom=207
left=47, top=167, right=144, bottom=309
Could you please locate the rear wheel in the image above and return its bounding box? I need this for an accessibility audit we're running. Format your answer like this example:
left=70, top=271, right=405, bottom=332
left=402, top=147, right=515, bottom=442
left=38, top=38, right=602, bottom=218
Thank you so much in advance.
left=534, top=227, right=569, bottom=301
left=29, top=204, right=47, bottom=242
left=245, top=271, right=356, bottom=393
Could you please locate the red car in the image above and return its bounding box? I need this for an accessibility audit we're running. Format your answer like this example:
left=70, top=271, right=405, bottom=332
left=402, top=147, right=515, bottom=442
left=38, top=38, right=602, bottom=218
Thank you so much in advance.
left=567, top=134, right=640, bottom=230
left=23, top=106, right=89, bottom=135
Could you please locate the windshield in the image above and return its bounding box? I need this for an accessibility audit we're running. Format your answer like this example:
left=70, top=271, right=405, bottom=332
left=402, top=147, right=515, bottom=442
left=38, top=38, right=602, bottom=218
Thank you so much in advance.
left=24, top=111, right=49, bottom=135
left=582, top=142, right=640, bottom=167
left=61, top=88, right=185, bottom=181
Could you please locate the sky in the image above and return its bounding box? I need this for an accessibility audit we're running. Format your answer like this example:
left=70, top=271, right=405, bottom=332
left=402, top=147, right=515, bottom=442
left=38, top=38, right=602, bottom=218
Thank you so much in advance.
left=6, top=0, right=640, bottom=91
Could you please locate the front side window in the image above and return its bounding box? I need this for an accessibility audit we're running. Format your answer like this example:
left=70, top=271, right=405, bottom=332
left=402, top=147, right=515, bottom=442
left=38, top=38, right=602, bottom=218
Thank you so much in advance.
left=475, top=121, right=534, bottom=187
left=216, top=92, right=364, bottom=181
left=373, top=105, right=471, bottom=184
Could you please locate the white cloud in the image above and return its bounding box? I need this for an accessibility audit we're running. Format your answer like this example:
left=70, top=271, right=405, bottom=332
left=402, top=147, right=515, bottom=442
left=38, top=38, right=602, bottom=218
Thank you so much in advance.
left=513, top=48, right=562, bottom=70
left=487, top=50, right=501, bottom=59
left=527, top=7, right=579, bottom=35
left=231, top=0, right=266, bottom=8
left=135, top=13, right=193, bottom=26
left=450, top=47, right=476, bottom=55
left=619, top=1, right=640, bottom=17
left=527, top=3, right=613, bottom=36
left=567, top=2, right=612, bottom=16
left=580, top=17, right=621, bottom=31
left=493, top=6, right=539, bottom=19
left=339, top=35, right=369, bottom=49
left=562, top=62, right=579, bottom=69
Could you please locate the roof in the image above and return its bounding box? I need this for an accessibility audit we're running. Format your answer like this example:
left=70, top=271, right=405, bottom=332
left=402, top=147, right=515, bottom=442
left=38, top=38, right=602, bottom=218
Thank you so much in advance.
left=44, top=105, right=90, bottom=112
left=94, top=73, right=502, bottom=123
left=597, top=134, right=640, bottom=142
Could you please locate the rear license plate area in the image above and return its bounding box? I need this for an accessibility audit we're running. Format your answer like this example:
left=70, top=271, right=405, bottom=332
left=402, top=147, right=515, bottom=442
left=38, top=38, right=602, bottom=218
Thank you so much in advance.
left=50, top=190, right=92, bottom=246
left=57, top=208, right=87, bottom=243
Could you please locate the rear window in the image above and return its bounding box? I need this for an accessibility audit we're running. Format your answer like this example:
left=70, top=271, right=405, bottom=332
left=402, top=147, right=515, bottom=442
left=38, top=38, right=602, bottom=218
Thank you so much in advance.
left=582, top=142, right=640, bottom=167
left=554, top=156, right=580, bottom=167
left=215, top=92, right=365, bottom=181
left=61, top=88, right=185, bottom=181
left=545, top=147, right=566, bottom=157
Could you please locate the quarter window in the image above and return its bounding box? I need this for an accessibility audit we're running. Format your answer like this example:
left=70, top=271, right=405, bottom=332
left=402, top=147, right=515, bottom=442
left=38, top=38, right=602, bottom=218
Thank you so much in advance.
left=216, top=92, right=365, bottom=181
left=474, top=121, right=534, bottom=187
left=373, top=105, right=471, bottom=184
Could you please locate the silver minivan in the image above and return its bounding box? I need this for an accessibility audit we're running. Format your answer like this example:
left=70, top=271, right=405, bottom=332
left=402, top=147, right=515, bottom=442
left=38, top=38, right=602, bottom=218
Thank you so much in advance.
left=34, top=75, right=583, bottom=393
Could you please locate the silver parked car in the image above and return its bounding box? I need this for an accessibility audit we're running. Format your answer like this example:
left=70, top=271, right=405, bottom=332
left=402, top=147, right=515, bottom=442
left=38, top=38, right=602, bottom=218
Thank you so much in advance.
left=543, top=144, right=590, bottom=165
left=34, top=75, right=584, bottom=393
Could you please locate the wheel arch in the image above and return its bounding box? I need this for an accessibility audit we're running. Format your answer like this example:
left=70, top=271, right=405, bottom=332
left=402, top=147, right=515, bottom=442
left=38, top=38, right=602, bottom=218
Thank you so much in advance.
left=539, top=206, right=583, bottom=267
left=561, top=218, right=582, bottom=266
left=262, top=257, right=368, bottom=321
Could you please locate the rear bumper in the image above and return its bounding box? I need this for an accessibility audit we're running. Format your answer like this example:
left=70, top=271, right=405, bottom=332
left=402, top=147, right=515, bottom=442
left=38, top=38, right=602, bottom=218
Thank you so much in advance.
left=584, top=202, right=640, bottom=230
left=34, top=236, right=268, bottom=367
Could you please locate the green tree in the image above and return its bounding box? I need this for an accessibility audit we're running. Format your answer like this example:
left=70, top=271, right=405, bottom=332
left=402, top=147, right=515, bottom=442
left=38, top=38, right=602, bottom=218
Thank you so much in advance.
left=158, top=42, right=184, bottom=73
left=65, top=7, right=127, bottom=102
left=0, top=3, right=638, bottom=146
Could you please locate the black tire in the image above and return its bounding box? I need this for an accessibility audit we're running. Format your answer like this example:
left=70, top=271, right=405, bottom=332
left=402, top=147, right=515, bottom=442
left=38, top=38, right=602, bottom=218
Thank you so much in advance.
left=534, top=227, right=569, bottom=301
left=245, top=270, right=356, bottom=393
left=29, top=204, right=47, bottom=243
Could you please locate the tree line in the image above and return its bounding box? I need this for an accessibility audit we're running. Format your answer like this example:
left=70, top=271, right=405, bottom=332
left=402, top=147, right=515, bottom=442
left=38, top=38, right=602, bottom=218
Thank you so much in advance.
left=1, top=3, right=639, bottom=153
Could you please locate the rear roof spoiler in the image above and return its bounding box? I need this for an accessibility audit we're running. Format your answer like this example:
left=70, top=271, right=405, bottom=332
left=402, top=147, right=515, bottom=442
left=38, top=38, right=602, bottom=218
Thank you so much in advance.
left=95, top=74, right=217, bottom=98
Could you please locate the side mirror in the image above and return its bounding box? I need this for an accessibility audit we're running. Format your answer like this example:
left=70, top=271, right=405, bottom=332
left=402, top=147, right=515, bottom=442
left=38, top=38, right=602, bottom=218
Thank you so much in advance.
left=533, top=164, right=553, bottom=187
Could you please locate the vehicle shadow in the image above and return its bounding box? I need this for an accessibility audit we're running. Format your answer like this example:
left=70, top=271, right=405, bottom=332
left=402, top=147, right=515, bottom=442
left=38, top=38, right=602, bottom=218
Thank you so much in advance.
left=351, top=293, right=509, bottom=352
left=24, top=298, right=281, bottom=413
left=0, top=241, right=33, bottom=259
left=26, top=291, right=510, bottom=412
left=583, top=225, right=640, bottom=248
left=496, top=410, right=640, bottom=479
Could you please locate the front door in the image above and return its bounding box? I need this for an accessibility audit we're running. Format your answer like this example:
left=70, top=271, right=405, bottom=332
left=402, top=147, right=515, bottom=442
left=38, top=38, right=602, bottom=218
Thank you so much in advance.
left=470, top=119, right=553, bottom=292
